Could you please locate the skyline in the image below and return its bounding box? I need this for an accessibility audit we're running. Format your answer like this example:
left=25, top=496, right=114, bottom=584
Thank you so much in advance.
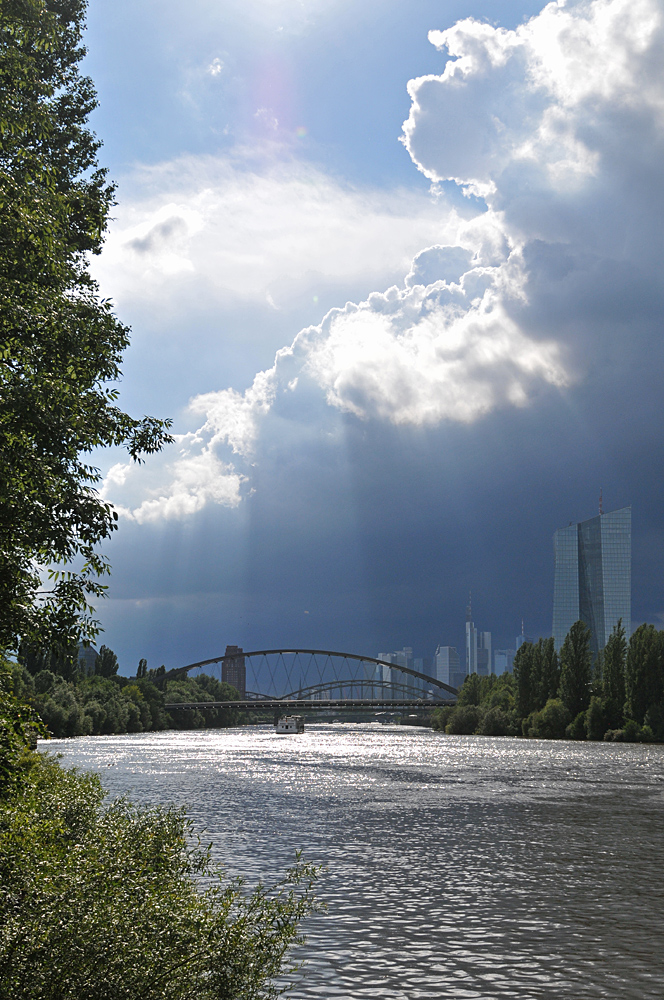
left=76, top=0, right=664, bottom=674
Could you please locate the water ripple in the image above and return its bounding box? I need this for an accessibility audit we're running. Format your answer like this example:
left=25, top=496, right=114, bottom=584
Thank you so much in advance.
left=50, top=725, right=664, bottom=999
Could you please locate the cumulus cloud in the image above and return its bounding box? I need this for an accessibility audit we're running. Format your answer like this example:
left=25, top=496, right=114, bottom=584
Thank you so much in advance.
left=102, top=0, right=664, bottom=522
left=92, top=151, right=463, bottom=312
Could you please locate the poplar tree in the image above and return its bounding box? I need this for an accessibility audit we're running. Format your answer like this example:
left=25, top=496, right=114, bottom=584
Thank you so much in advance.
left=559, top=621, right=592, bottom=720
left=625, top=624, right=664, bottom=724
left=602, top=618, right=627, bottom=729
left=0, top=0, right=171, bottom=653
left=513, top=641, right=534, bottom=718
left=537, top=637, right=560, bottom=707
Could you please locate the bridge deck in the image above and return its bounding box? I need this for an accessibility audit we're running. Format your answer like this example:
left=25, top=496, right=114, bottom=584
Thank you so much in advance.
left=165, top=698, right=455, bottom=711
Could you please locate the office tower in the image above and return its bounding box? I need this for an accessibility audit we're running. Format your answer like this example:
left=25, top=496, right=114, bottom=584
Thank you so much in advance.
left=222, top=645, right=246, bottom=696
left=465, top=598, right=477, bottom=675
left=494, top=649, right=515, bottom=674
left=515, top=621, right=534, bottom=651
left=77, top=643, right=98, bottom=675
left=477, top=631, right=492, bottom=676
left=434, top=645, right=460, bottom=687
left=552, top=505, right=631, bottom=658
left=377, top=647, right=415, bottom=695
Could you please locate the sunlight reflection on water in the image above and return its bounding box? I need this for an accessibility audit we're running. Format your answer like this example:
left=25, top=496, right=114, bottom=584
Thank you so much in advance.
left=50, top=724, right=664, bottom=999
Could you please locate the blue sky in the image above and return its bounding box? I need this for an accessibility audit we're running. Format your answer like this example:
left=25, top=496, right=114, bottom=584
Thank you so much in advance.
left=83, top=0, right=664, bottom=672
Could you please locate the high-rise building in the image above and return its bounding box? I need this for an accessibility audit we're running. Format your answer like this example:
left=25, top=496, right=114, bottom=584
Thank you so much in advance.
left=222, top=645, right=246, bottom=696
left=465, top=598, right=477, bottom=676
left=552, top=505, right=631, bottom=658
left=477, top=631, right=492, bottom=676
left=515, top=621, right=534, bottom=651
left=434, top=645, right=461, bottom=688
left=494, top=649, right=515, bottom=674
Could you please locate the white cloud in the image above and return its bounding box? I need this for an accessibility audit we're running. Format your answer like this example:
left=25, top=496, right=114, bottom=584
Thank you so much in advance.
left=92, top=151, right=464, bottom=313
left=101, top=0, right=664, bottom=522
left=404, top=0, right=663, bottom=195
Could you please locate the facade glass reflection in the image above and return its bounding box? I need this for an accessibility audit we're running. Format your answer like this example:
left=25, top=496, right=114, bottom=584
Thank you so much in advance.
left=552, top=507, right=631, bottom=658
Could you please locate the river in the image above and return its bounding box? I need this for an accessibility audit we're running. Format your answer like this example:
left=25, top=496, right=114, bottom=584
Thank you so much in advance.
left=50, top=723, right=664, bottom=999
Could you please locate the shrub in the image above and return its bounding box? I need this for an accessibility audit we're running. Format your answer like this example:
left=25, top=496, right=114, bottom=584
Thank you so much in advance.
left=431, top=705, right=454, bottom=731
left=585, top=696, right=608, bottom=741
left=445, top=705, right=480, bottom=735
left=524, top=699, right=570, bottom=740
left=0, top=743, right=320, bottom=1000
left=478, top=706, right=511, bottom=736
left=565, top=711, right=587, bottom=741
left=622, top=719, right=642, bottom=742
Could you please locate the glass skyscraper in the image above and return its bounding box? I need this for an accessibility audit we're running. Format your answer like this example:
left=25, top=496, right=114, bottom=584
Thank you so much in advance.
left=552, top=506, right=631, bottom=658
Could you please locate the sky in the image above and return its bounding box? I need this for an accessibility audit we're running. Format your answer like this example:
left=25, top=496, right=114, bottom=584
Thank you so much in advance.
left=82, top=0, right=664, bottom=674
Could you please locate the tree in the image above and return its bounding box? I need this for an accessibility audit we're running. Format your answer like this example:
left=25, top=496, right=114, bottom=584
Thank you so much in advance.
left=625, top=624, right=664, bottom=724
left=0, top=0, right=172, bottom=655
left=94, top=644, right=118, bottom=678
left=602, top=619, right=627, bottom=729
left=513, top=641, right=535, bottom=718
left=137, top=657, right=148, bottom=679
left=536, top=637, right=560, bottom=708
left=457, top=672, right=482, bottom=706
left=559, top=621, right=592, bottom=720
left=0, top=681, right=320, bottom=998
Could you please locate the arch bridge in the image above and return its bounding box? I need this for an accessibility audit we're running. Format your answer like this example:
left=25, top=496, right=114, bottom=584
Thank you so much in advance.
left=164, top=648, right=457, bottom=713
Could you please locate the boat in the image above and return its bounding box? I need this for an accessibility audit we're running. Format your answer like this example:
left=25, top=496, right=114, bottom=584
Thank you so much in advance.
left=275, top=715, right=305, bottom=734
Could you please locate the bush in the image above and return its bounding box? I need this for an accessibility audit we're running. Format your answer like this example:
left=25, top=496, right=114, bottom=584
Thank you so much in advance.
left=644, top=701, right=664, bottom=742
left=445, top=705, right=480, bottom=735
left=524, top=699, right=570, bottom=740
left=565, top=711, right=587, bottom=741
left=431, top=705, right=454, bottom=731
left=585, top=696, right=608, bottom=741
left=0, top=753, right=320, bottom=999
left=478, top=706, right=511, bottom=736
left=622, top=719, right=642, bottom=742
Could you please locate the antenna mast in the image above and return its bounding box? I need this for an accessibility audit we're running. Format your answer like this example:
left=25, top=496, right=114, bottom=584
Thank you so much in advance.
left=599, top=487, right=604, bottom=515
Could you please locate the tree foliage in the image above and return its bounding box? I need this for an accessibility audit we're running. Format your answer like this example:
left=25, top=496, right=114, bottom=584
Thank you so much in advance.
left=625, top=623, right=664, bottom=725
left=559, top=621, right=592, bottom=719
left=0, top=0, right=171, bottom=654
left=601, top=618, right=627, bottom=729
left=0, top=666, right=320, bottom=999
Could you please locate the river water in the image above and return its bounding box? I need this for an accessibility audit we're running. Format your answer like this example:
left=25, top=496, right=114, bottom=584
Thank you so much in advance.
left=50, top=724, right=664, bottom=999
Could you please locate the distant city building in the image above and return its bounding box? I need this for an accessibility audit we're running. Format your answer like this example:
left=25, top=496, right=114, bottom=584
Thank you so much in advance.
left=434, top=645, right=464, bottom=691
left=222, top=645, right=246, bottom=696
left=465, top=598, right=477, bottom=676
left=494, top=649, right=515, bottom=674
left=77, top=643, right=97, bottom=675
left=376, top=647, right=418, bottom=695
left=515, top=621, right=534, bottom=651
left=477, top=631, right=492, bottom=677
left=552, top=505, right=631, bottom=658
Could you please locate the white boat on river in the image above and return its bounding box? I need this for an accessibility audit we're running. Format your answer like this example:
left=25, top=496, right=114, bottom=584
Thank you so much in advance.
left=275, top=715, right=305, bottom=734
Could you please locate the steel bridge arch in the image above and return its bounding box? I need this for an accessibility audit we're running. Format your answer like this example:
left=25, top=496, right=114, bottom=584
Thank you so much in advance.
left=169, top=647, right=458, bottom=697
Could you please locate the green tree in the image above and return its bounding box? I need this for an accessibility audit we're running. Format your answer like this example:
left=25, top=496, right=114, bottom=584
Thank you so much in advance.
left=0, top=717, right=320, bottom=998
left=625, top=624, right=664, bottom=724
left=457, top=672, right=482, bottom=706
left=559, top=621, right=592, bottom=719
left=137, top=657, right=148, bottom=679
left=94, top=644, right=118, bottom=678
left=0, top=0, right=171, bottom=655
left=523, top=698, right=570, bottom=740
left=602, top=618, right=627, bottom=729
left=536, top=637, right=560, bottom=707
left=513, top=641, right=535, bottom=718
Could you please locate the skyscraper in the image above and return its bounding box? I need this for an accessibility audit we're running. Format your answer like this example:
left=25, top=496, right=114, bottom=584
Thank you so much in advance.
left=465, top=598, right=477, bottom=676
left=477, top=631, right=492, bottom=676
left=222, top=645, right=246, bottom=696
left=552, top=506, right=631, bottom=658
left=434, top=645, right=461, bottom=687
